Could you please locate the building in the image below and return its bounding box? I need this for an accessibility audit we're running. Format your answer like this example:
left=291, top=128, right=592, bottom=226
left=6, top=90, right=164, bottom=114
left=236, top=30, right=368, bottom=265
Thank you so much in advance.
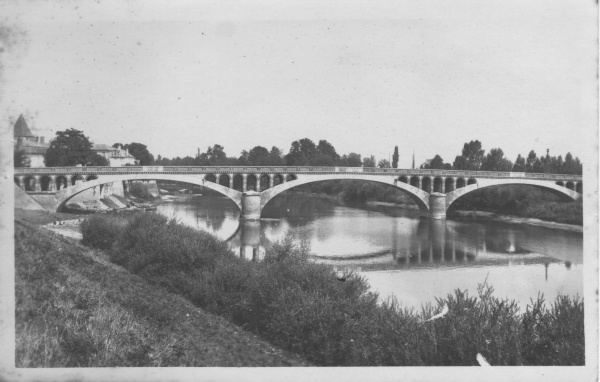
left=13, top=114, right=49, bottom=167
left=13, top=114, right=138, bottom=167
left=92, top=144, right=138, bottom=166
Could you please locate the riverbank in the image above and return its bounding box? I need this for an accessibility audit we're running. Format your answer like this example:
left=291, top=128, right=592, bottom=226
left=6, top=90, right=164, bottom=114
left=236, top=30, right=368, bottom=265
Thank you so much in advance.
left=76, top=211, right=584, bottom=366
left=365, top=201, right=582, bottom=232
left=14, top=209, right=310, bottom=367
left=449, top=210, right=583, bottom=233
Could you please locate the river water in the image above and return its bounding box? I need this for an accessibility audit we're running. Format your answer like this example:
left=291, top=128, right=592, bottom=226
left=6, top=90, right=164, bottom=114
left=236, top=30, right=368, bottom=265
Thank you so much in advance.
left=156, top=194, right=583, bottom=310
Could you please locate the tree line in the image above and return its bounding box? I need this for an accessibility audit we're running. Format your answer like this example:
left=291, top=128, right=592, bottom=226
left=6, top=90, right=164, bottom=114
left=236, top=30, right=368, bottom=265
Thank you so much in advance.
left=420, top=140, right=582, bottom=175
left=16, top=127, right=582, bottom=176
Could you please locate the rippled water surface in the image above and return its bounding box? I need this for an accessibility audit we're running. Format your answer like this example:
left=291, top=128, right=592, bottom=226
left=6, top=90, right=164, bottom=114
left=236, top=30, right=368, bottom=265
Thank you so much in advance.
left=157, top=194, right=583, bottom=309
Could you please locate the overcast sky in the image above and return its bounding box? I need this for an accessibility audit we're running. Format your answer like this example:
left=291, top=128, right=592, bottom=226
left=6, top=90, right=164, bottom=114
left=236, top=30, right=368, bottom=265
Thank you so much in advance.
left=1, top=0, right=596, bottom=168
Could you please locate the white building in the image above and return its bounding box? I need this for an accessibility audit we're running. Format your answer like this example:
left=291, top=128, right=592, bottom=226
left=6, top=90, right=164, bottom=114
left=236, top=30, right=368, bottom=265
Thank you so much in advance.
left=92, top=144, right=138, bottom=166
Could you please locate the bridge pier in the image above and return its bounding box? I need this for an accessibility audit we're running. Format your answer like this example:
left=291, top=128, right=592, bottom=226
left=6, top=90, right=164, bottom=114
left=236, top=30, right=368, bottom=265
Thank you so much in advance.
left=241, top=191, right=262, bottom=221
left=429, top=193, right=447, bottom=220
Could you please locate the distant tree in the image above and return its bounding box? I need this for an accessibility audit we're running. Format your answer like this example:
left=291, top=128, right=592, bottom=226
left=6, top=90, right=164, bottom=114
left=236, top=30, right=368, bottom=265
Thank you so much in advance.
left=45, top=129, right=95, bottom=167
left=317, top=140, right=339, bottom=161
left=338, top=152, right=362, bottom=167
left=378, top=159, right=391, bottom=168
left=206, top=144, right=227, bottom=165
left=268, top=146, right=285, bottom=165
left=481, top=148, right=513, bottom=171
left=452, top=155, right=468, bottom=170
left=459, top=140, right=485, bottom=170
left=525, top=150, right=537, bottom=172
left=156, top=154, right=162, bottom=164
left=512, top=154, right=525, bottom=172
left=113, top=142, right=154, bottom=165
left=562, top=152, right=582, bottom=175
left=246, top=146, right=270, bottom=165
left=422, top=154, right=446, bottom=169
left=89, top=153, right=110, bottom=166
left=392, top=146, right=399, bottom=168
left=363, top=155, right=376, bottom=168
left=532, top=158, right=544, bottom=173
left=285, top=138, right=318, bottom=165
left=14, top=149, right=30, bottom=168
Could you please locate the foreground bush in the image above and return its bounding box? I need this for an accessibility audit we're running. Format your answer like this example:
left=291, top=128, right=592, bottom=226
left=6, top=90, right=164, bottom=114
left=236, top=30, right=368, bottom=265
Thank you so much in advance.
left=82, top=212, right=585, bottom=366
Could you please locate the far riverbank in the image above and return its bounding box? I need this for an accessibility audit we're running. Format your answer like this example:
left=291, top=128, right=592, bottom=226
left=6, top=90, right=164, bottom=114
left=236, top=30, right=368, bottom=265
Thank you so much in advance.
left=367, top=201, right=582, bottom=233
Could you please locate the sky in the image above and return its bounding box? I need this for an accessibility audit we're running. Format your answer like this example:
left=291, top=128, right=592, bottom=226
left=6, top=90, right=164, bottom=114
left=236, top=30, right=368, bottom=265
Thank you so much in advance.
left=0, top=0, right=597, bottom=168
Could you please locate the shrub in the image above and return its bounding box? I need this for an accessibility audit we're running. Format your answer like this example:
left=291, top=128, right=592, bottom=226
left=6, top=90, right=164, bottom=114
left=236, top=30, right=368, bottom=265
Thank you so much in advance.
left=80, top=214, right=129, bottom=250
left=80, top=211, right=585, bottom=366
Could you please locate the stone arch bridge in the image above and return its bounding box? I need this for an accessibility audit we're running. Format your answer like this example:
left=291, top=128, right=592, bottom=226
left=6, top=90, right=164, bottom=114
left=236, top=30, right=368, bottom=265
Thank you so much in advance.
left=14, top=166, right=582, bottom=220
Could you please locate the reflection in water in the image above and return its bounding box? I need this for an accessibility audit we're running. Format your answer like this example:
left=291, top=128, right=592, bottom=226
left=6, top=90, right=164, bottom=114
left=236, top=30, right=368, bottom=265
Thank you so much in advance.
left=157, top=194, right=583, bottom=309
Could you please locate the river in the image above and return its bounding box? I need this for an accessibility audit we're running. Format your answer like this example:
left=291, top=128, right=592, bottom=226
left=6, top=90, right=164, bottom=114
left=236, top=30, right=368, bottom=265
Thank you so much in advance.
left=156, top=194, right=583, bottom=310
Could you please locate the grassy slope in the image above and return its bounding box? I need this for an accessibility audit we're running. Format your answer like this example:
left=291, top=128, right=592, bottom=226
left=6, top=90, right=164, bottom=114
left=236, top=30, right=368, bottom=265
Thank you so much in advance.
left=14, top=210, right=309, bottom=367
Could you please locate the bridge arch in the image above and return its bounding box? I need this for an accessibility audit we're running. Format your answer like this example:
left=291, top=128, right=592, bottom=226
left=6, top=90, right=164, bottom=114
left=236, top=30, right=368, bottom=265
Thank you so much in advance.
left=445, top=178, right=582, bottom=211
left=55, top=173, right=243, bottom=212
left=422, top=177, right=432, bottom=193
left=218, top=174, right=230, bottom=188
left=433, top=177, right=443, bottom=193
left=259, top=174, right=270, bottom=191
left=232, top=174, right=243, bottom=191
left=40, top=176, right=52, bottom=191
left=259, top=174, right=430, bottom=216
left=246, top=174, right=258, bottom=191
left=273, top=174, right=284, bottom=186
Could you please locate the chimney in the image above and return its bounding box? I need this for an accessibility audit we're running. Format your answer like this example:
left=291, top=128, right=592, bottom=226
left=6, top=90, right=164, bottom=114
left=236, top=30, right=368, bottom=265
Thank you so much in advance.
left=546, top=149, right=549, bottom=158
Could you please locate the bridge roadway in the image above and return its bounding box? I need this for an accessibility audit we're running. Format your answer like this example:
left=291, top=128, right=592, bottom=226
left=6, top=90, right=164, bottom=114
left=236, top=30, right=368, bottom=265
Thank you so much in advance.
left=14, top=166, right=583, bottom=220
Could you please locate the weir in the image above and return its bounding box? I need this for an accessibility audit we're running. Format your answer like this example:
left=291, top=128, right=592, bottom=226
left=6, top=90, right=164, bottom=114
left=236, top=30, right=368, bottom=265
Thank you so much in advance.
left=14, top=166, right=583, bottom=220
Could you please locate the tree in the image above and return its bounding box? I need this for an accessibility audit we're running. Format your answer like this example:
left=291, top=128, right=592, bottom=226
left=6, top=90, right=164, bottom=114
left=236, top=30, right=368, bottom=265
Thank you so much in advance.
left=363, top=155, right=376, bottom=168
left=317, top=140, right=339, bottom=161
left=89, top=153, right=110, bottom=166
left=113, top=142, right=154, bottom=165
left=268, top=146, right=285, bottom=165
left=422, top=154, right=446, bottom=169
left=512, top=154, right=525, bottom=172
left=392, top=146, right=399, bottom=168
left=481, top=148, right=513, bottom=171
left=45, top=129, right=95, bottom=167
left=525, top=150, right=537, bottom=172
left=338, top=152, right=362, bottom=167
left=378, top=159, right=391, bottom=168
left=311, top=140, right=340, bottom=166
left=562, top=152, right=582, bottom=175
left=285, top=138, right=318, bottom=165
left=246, top=146, right=270, bottom=165
left=14, top=149, right=30, bottom=168
left=206, top=144, right=227, bottom=165
left=459, top=140, right=485, bottom=170
left=452, top=155, right=468, bottom=170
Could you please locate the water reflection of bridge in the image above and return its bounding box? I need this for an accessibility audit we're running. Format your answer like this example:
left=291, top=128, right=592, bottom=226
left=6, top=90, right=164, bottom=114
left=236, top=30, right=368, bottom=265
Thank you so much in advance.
left=232, top=214, right=573, bottom=272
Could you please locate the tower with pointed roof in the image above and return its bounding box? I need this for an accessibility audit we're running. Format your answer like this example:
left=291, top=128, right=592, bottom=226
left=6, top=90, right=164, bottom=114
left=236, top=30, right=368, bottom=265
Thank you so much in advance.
left=13, top=114, right=49, bottom=167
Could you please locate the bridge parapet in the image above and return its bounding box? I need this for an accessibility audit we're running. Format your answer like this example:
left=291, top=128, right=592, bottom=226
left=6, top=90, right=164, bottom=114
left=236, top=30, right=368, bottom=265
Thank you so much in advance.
left=14, top=166, right=582, bottom=181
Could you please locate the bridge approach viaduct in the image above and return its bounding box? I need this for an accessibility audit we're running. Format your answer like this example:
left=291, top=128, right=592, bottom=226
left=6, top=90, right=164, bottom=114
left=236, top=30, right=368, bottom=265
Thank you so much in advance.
left=14, top=166, right=583, bottom=220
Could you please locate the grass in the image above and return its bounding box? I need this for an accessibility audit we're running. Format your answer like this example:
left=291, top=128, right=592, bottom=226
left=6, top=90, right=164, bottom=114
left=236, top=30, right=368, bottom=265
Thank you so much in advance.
left=80, top=212, right=585, bottom=366
left=14, top=211, right=309, bottom=367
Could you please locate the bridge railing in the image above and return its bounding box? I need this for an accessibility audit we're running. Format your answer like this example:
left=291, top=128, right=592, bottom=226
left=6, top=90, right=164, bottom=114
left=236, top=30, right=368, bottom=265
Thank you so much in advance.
left=12, top=166, right=582, bottom=181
